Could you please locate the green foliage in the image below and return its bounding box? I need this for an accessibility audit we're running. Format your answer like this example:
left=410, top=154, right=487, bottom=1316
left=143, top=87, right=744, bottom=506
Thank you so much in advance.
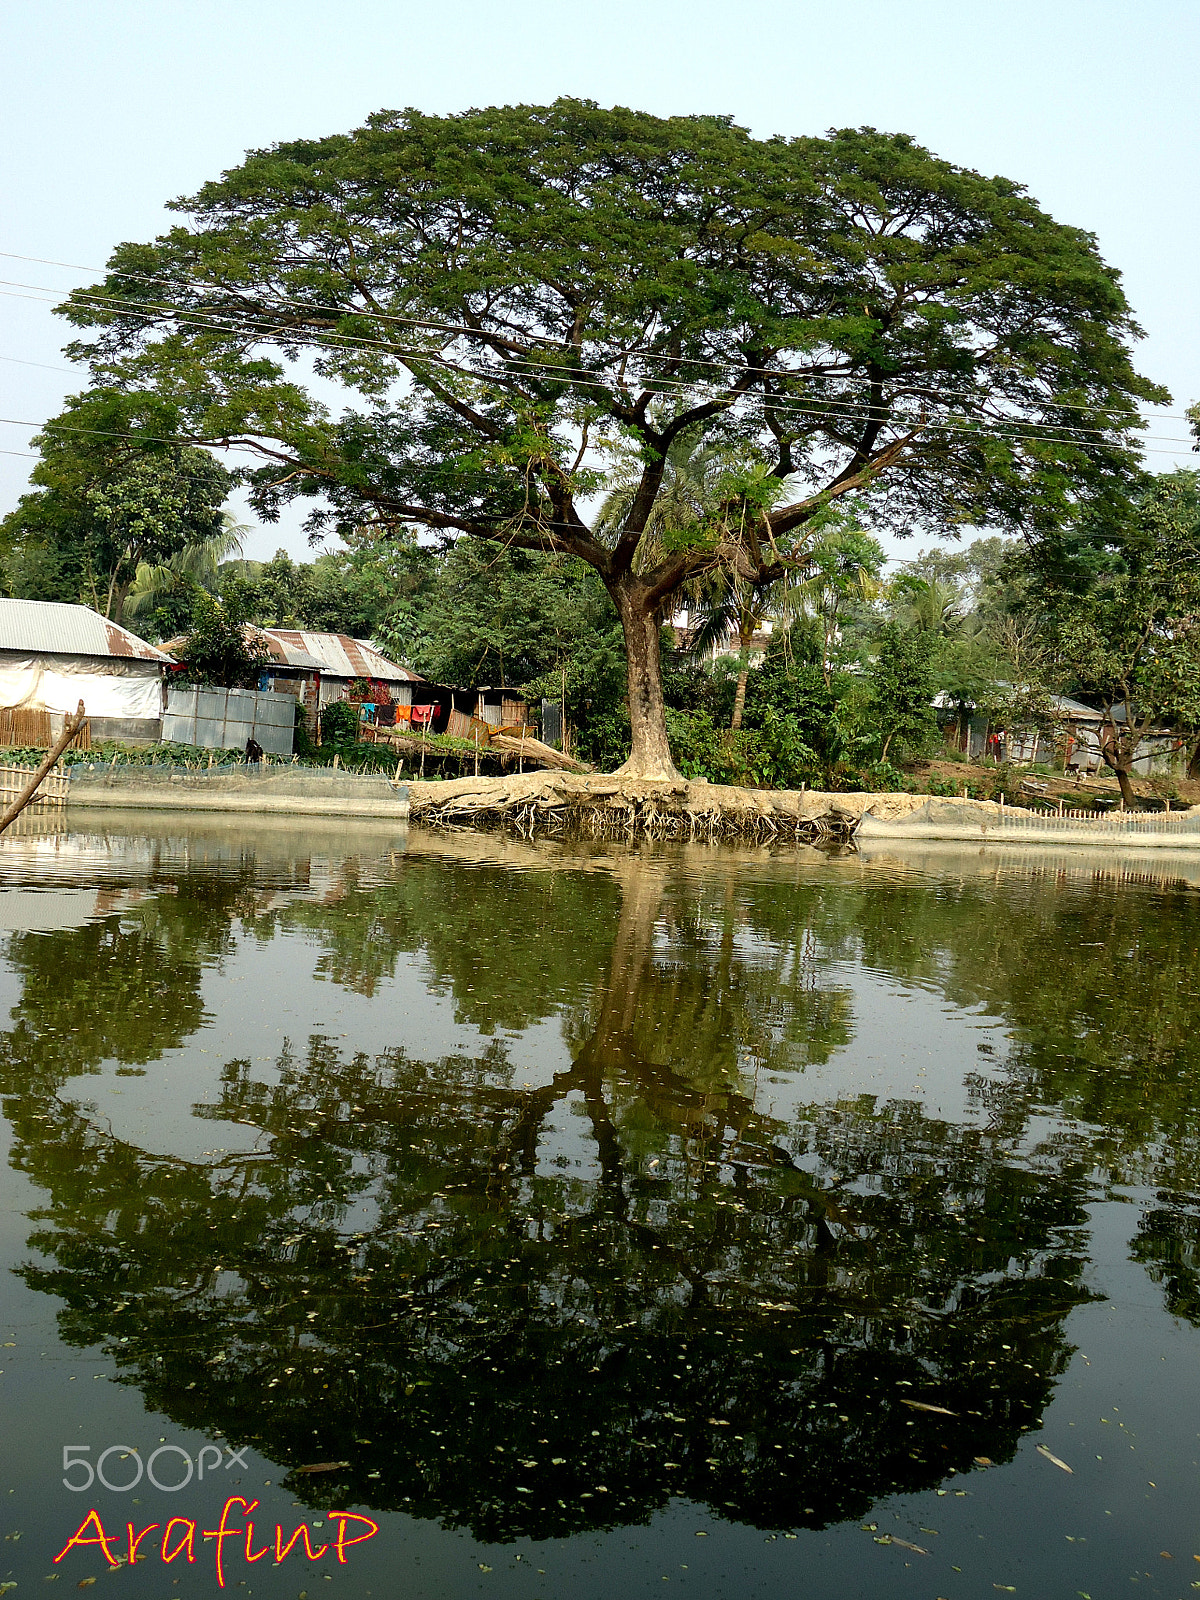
left=788, top=521, right=888, bottom=677
left=65, top=104, right=1161, bottom=551
left=665, top=705, right=818, bottom=789
left=0, top=740, right=250, bottom=769
left=415, top=542, right=615, bottom=689
left=319, top=699, right=361, bottom=744
left=742, top=635, right=851, bottom=782
left=0, top=391, right=231, bottom=623
left=224, top=536, right=434, bottom=663
left=858, top=759, right=908, bottom=792
left=1022, top=471, right=1200, bottom=788
left=51, top=101, right=1166, bottom=768
left=173, top=583, right=269, bottom=688
left=866, top=624, right=939, bottom=762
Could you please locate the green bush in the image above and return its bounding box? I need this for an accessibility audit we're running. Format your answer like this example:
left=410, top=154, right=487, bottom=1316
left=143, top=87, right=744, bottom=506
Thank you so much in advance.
left=573, top=707, right=631, bottom=772
left=665, top=707, right=819, bottom=790
left=857, top=760, right=907, bottom=792
left=320, top=700, right=360, bottom=744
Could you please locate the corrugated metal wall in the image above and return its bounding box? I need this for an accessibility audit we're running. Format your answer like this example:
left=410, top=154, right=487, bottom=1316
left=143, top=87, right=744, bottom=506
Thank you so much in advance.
left=163, top=687, right=295, bottom=755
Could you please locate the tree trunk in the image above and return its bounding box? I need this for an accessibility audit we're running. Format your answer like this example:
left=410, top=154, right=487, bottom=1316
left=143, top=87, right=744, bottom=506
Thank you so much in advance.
left=1099, top=712, right=1139, bottom=809
left=1113, top=762, right=1137, bottom=809
left=611, top=580, right=679, bottom=780
left=730, top=634, right=752, bottom=731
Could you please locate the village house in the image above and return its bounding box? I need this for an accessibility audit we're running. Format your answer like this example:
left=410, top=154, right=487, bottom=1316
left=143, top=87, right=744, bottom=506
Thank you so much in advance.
left=937, top=690, right=1186, bottom=776
left=260, top=630, right=421, bottom=716
left=0, top=597, right=169, bottom=744
left=160, top=623, right=328, bottom=730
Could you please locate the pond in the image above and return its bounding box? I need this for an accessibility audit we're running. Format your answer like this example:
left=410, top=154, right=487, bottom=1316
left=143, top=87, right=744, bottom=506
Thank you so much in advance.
left=2, top=814, right=1200, bottom=1599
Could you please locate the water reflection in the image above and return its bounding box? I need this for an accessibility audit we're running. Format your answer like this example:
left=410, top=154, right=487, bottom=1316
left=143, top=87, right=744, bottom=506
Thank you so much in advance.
left=5, top=828, right=1200, bottom=1541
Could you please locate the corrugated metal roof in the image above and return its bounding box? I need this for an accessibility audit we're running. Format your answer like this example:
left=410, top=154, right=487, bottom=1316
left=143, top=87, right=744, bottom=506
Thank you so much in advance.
left=1049, top=694, right=1102, bottom=718
left=263, top=630, right=420, bottom=682
left=0, top=598, right=170, bottom=662
left=161, top=626, right=326, bottom=671
left=250, top=629, right=326, bottom=671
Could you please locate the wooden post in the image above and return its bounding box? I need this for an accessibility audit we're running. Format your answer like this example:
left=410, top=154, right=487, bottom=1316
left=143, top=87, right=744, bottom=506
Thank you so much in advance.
left=0, top=701, right=87, bottom=837
left=421, top=720, right=426, bottom=779
left=474, top=726, right=480, bottom=778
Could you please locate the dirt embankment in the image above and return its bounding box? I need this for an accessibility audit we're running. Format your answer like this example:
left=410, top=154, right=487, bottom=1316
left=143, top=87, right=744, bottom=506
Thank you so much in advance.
left=913, top=759, right=1198, bottom=807
left=408, top=771, right=939, bottom=842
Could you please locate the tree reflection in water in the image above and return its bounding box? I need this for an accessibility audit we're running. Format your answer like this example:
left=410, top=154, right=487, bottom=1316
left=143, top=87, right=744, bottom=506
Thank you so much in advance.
left=12, top=837, right=1196, bottom=1541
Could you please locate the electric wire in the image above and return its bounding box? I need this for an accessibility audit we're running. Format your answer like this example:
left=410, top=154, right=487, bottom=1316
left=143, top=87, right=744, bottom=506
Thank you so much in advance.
left=0, top=353, right=74, bottom=374
left=0, top=278, right=1194, bottom=461
left=0, top=273, right=1184, bottom=450
left=16, top=274, right=1188, bottom=448
left=1, top=246, right=1193, bottom=428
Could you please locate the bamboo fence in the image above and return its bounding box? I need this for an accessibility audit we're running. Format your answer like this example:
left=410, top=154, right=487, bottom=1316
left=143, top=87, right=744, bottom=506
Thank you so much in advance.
left=0, top=708, right=91, bottom=751
left=0, top=762, right=69, bottom=809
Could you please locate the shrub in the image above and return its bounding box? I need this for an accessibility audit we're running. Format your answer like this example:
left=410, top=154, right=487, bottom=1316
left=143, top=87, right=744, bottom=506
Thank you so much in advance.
left=857, top=760, right=907, bottom=792
left=665, top=707, right=819, bottom=790
left=320, top=700, right=360, bottom=744
left=173, top=584, right=268, bottom=689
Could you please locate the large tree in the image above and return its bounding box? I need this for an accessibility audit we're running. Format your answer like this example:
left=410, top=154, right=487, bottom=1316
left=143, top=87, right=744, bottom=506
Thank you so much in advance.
left=1024, top=470, right=1200, bottom=806
left=58, top=101, right=1163, bottom=774
left=1, top=396, right=232, bottom=624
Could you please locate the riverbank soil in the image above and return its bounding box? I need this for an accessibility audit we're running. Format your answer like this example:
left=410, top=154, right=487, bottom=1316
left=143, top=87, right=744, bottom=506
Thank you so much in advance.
left=910, top=758, right=1199, bottom=806
left=409, top=772, right=947, bottom=840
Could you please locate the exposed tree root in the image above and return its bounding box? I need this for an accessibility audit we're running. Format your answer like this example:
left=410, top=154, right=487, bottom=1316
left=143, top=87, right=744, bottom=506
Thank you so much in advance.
left=407, top=770, right=900, bottom=845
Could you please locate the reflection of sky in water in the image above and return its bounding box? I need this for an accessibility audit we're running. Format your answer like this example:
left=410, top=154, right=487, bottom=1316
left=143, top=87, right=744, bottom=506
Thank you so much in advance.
left=56, top=932, right=585, bottom=1163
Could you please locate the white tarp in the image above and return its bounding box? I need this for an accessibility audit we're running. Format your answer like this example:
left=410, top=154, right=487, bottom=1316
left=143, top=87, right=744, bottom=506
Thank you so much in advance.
left=0, top=656, right=163, bottom=720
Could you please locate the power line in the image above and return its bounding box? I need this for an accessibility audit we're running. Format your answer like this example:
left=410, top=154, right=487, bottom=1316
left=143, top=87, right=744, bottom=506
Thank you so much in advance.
left=0, top=352, right=75, bottom=374
left=0, top=414, right=264, bottom=453
left=0, top=274, right=1177, bottom=450
left=0, top=404, right=1191, bottom=467
left=1, top=246, right=1193, bottom=429
left=2, top=282, right=1191, bottom=466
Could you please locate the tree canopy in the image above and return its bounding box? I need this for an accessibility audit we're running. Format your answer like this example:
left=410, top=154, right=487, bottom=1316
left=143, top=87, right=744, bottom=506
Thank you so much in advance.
left=0, top=399, right=231, bottom=624
left=56, top=99, right=1165, bottom=772
left=1017, top=470, right=1200, bottom=804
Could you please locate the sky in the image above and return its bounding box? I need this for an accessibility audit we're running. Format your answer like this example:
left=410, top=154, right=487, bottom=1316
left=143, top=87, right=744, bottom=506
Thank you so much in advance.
left=1, top=0, right=1197, bottom=564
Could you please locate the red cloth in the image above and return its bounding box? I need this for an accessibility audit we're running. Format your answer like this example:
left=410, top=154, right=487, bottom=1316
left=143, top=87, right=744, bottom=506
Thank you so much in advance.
left=411, top=704, right=435, bottom=727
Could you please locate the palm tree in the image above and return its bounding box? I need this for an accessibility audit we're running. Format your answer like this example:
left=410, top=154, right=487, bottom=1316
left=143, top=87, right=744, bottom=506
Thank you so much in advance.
left=594, top=430, right=728, bottom=560
left=124, top=514, right=250, bottom=625
left=789, top=527, right=887, bottom=686
left=601, top=437, right=785, bottom=728
left=894, top=576, right=965, bottom=637
left=684, top=573, right=783, bottom=729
